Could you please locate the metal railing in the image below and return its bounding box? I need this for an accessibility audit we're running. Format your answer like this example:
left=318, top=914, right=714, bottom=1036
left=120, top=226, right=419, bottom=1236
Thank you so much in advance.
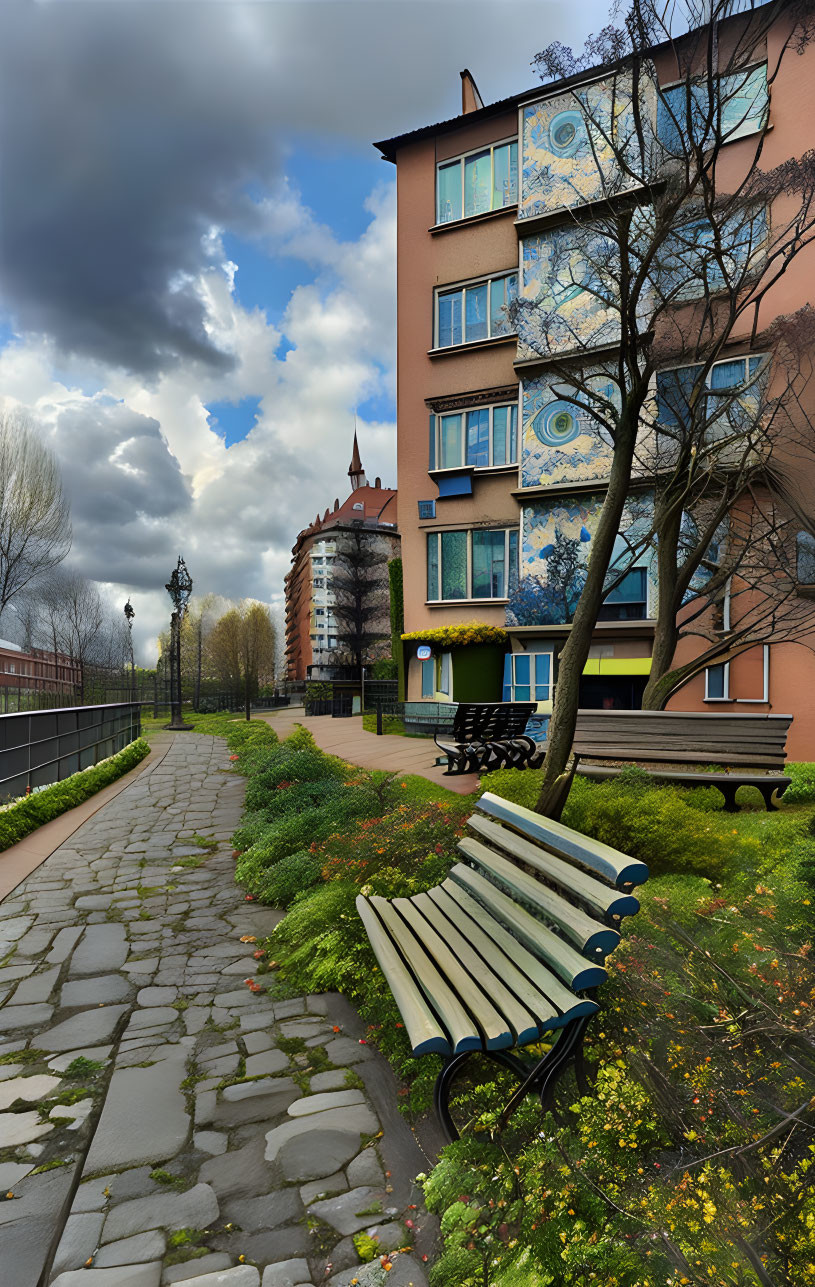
left=0, top=702, right=142, bottom=803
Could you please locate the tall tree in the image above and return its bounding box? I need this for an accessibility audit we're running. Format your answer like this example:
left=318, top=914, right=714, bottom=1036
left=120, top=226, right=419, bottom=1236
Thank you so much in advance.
left=514, top=0, right=815, bottom=816
left=0, top=410, right=71, bottom=623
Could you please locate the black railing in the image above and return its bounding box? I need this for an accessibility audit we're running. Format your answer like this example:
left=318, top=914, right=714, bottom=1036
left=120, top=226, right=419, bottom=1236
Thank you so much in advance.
left=0, top=702, right=142, bottom=803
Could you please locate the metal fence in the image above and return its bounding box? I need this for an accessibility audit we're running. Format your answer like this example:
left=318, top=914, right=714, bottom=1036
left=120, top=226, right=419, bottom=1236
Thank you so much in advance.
left=0, top=702, right=142, bottom=803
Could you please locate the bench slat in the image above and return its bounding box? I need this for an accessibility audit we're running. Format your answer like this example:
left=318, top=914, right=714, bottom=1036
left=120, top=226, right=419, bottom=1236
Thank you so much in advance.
left=369, top=897, right=500, bottom=1053
left=477, top=792, right=648, bottom=887
left=437, top=882, right=599, bottom=1025
left=467, top=815, right=640, bottom=921
left=425, top=886, right=563, bottom=1028
left=575, top=748, right=784, bottom=767
left=458, top=836, right=620, bottom=957
left=368, top=898, right=484, bottom=1054
left=386, top=898, right=515, bottom=1049
left=396, top=895, right=540, bottom=1045
left=449, top=864, right=607, bottom=990
left=356, top=897, right=451, bottom=1057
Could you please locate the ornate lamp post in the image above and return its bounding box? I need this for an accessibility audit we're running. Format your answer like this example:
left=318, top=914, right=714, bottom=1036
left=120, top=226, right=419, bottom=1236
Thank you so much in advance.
left=123, top=599, right=136, bottom=701
left=164, top=556, right=194, bottom=730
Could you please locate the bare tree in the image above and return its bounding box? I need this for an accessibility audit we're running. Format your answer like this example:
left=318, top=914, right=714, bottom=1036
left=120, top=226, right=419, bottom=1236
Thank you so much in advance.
left=512, top=0, right=815, bottom=816
left=0, top=410, right=71, bottom=623
left=330, top=528, right=393, bottom=677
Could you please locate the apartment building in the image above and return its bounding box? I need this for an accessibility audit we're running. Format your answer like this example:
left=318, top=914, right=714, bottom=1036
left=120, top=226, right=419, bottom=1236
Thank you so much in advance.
left=284, top=437, right=399, bottom=682
left=0, top=638, right=81, bottom=694
left=378, top=7, right=815, bottom=759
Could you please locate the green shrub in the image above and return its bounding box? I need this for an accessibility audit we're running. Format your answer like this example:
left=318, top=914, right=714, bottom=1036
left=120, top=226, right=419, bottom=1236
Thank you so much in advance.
left=482, top=767, right=754, bottom=879
left=783, top=761, right=815, bottom=804
left=0, top=738, right=150, bottom=852
left=240, top=848, right=323, bottom=906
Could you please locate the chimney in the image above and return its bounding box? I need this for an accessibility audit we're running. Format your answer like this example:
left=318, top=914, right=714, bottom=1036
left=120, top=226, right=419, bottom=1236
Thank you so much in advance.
left=460, top=69, right=484, bottom=115
left=374, top=476, right=381, bottom=489
left=334, top=498, right=339, bottom=511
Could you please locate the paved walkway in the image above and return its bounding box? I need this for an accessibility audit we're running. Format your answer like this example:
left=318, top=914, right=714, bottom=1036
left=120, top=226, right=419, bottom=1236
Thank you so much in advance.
left=0, top=733, right=433, bottom=1287
left=256, top=709, right=478, bottom=796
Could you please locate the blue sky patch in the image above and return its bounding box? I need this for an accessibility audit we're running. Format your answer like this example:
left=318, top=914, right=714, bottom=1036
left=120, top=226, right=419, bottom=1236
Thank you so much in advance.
left=207, top=395, right=262, bottom=447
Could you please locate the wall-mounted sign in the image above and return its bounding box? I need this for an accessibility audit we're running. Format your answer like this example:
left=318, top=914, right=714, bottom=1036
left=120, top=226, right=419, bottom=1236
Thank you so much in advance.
left=416, top=645, right=432, bottom=661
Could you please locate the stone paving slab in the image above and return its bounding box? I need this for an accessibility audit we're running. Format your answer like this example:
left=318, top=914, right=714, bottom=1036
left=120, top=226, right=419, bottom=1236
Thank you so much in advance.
left=0, top=732, right=434, bottom=1287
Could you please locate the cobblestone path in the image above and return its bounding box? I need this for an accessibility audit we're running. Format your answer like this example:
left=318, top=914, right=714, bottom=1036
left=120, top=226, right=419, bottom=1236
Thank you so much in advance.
left=0, top=734, right=431, bottom=1287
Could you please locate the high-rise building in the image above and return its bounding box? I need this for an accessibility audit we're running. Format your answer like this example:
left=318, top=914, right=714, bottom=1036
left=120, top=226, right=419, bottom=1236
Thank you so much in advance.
left=378, top=13, right=815, bottom=758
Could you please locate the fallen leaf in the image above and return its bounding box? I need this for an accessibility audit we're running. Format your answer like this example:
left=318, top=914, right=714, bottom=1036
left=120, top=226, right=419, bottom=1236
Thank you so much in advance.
left=240, top=935, right=257, bottom=943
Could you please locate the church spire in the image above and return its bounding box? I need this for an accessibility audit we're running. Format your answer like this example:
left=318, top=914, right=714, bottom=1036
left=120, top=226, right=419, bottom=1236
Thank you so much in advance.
left=348, top=426, right=366, bottom=491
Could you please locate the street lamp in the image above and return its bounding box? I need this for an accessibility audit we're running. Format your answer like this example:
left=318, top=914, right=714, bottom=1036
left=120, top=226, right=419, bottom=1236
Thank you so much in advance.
left=123, top=599, right=136, bottom=701
left=164, top=556, right=194, bottom=730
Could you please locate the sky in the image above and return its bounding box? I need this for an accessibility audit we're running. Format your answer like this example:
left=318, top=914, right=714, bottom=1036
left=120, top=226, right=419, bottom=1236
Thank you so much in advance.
left=0, top=0, right=610, bottom=664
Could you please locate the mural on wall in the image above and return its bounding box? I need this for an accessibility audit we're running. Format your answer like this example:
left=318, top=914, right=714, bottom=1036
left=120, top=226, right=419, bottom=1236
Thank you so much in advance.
left=515, top=225, right=619, bottom=360
left=507, top=492, right=657, bottom=627
left=520, top=71, right=649, bottom=218
left=521, top=369, right=618, bottom=489
left=515, top=208, right=654, bottom=362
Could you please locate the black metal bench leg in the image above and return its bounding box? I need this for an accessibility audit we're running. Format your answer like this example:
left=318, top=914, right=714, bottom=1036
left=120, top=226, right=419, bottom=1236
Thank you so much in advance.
left=434, top=1049, right=530, bottom=1143
left=759, top=784, right=780, bottom=812
left=719, top=782, right=740, bottom=812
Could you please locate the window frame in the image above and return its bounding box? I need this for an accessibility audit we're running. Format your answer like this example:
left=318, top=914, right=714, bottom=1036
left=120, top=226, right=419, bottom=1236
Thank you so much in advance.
left=433, top=271, right=518, bottom=351
left=658, top=62, right=769, bottom=151
left=509, top=651, right=552, bottom=703
left=426, top=526, right=520, bottom=603
left=704, top=661, right=730, bottom=701
left=656, top=352, right=768, bottom=437
left=432, top=398, right=520, bottom=472
left=436, top=137, right=519, bottom=225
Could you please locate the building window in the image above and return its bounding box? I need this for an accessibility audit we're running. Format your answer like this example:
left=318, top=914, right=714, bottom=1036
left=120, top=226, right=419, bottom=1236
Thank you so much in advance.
left=705, top=662, right=730, bottom=700
left=421, top=658, right=435, bottom=698
left=598, top=568, right=648, bottom=621
left=658, top=64, right=768, bottom=154
left=662, top=208, right=767, bottom=303
left=797, top=531, right=815, bottom=585
left=436, top=140, right=518, bottom=224
left=426, top=528, right=519, bottom=601
left=505, top=652, right=552, bottom=703
left=432, top=402, right=518, bottom=470
left=657, top=354, right=767, bottom=439
left=439, top=651, right=452, bottom=696
left=435, top=273, right=517, bottom=349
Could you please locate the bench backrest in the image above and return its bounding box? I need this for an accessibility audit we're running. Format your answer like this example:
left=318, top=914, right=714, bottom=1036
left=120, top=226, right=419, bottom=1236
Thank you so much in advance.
left=573, top=709, right=792, bottom=770
left=452, top=702, right=536, bottom=742
left=452, top=791, right=648, bottom=988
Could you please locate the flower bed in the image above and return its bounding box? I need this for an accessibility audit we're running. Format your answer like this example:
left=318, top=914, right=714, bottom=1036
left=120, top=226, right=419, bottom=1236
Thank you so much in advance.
left=217, top=719, right=815, bottom=1287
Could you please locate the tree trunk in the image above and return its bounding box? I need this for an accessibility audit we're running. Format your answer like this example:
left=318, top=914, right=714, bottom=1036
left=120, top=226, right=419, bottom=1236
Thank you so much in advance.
left=535, top=417, right=638, bottom=818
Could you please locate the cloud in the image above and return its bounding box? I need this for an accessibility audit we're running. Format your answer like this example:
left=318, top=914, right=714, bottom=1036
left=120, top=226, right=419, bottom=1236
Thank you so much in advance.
left=0, top=0, right=606, bottom=376
left=0, top=181, right=398, bottom=662
left=0, top=0, right=610, bottom=660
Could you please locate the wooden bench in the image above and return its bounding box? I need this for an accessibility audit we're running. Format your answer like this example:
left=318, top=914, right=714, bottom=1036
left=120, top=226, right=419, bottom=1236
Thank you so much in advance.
left=357, top=790, right=647, bottom=1140
left=572, top=709, right=793, bottom=811
left=434, top=702, right=537, bottom=775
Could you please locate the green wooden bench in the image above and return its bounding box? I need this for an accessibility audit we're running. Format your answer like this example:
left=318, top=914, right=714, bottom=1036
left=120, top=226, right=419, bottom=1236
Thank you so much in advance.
left=357, top=790, right=647, bottom=1140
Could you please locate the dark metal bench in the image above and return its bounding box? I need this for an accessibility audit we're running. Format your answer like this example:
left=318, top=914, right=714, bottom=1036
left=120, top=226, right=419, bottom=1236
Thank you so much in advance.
left=572, top=709, right=793, bottom=811
left=434, top=702, right=538, bottom=775
left=357, top=790, right=647, bottom=1140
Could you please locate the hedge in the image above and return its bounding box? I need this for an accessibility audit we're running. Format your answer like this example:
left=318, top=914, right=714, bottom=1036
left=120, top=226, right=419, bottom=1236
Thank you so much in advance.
left=0, top=738, right=150, bottom=852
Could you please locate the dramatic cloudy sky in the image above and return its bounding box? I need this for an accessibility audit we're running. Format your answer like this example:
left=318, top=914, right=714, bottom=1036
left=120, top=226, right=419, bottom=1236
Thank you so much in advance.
left=0, top=0, right=609, bottom=662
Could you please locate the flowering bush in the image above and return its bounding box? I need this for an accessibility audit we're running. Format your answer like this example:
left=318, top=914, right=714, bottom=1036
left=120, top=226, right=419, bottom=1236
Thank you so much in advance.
left=401, top=621, right=509, bottom=648
left=319, top=800, right=469, bottom=885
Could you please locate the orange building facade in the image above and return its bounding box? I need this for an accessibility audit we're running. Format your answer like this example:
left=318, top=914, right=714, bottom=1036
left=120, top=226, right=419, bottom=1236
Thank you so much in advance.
left=379, top=13, right=815, bottom=760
